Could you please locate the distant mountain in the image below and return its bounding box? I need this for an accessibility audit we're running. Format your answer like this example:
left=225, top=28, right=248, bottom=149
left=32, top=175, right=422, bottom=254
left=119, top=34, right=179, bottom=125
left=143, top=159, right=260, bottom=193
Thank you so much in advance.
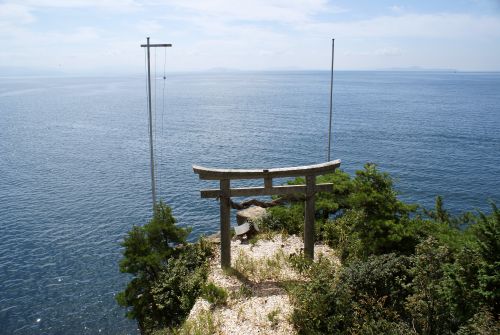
left=0, top=66, right=66, bottom=77
left=204, top=67, right=242, bottom=72
left=378, top=66, right=457, bottom=72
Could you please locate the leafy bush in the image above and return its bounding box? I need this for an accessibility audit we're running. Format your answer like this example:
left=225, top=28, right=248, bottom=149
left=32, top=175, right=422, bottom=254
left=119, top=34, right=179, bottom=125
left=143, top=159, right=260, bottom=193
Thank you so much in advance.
left=348, top=163, right=415, bottom=221
left=119, top=202, right=189, bottom=279
left=343, top=164, right=422, bottom=255
left=117, top=202, right=212, bottom=333
left=441, top=247, right=483, bottom=328
left=473, top=203, right=500, bottom=315
left=314, top=169, right=353, bottom=219
left=457, top=308, right=500, bottom=335
left=289, top=253, right=412, bottom=334
left=405, top=237, right=454, bottom=334
left=271, top=164, right=421, bottom=255
left=289, top=257, right=342, bottom=334
left=150, top=241, right=213, bottom=328
left=261, top=204, right=304, bottom=235
left=423, top=195, right=476, bottom=229
left=321, top=209, right=365, bottom=262
left=289, top=229, right=499, bottom=335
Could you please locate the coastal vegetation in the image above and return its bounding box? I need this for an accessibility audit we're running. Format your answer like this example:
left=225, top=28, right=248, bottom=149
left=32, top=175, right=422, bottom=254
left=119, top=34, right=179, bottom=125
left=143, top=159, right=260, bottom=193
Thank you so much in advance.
left=117, top=165, right=499, bottom=334
left=116, top=202, right=213, bottom=333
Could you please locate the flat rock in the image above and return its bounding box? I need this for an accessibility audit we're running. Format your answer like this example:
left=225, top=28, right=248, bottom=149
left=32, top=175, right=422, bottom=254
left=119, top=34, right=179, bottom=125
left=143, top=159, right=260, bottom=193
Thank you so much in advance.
left=236, top=206, right=267, bottom=226
left=234, top=222, right=251, bottom=236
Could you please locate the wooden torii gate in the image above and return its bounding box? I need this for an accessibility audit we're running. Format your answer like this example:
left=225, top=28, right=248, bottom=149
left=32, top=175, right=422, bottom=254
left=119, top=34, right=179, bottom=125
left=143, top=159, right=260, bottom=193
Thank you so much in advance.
left=193, top=160, right=341, bottom=267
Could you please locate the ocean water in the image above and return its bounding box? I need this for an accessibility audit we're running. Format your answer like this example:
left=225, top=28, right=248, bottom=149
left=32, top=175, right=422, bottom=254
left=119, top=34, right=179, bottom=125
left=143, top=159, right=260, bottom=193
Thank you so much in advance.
left=0, top=71, right=499, bottom=334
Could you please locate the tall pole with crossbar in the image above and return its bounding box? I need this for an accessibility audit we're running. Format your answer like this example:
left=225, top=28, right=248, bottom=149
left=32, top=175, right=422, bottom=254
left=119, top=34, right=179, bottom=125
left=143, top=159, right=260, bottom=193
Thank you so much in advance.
left=327, top=38, right=334, bottom=161
left=141, top=37, right=172, bottom=211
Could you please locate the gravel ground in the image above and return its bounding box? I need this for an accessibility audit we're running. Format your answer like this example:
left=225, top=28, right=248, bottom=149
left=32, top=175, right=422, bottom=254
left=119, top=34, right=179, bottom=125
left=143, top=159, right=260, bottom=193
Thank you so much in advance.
left=187, top=234, right=338, bottom=334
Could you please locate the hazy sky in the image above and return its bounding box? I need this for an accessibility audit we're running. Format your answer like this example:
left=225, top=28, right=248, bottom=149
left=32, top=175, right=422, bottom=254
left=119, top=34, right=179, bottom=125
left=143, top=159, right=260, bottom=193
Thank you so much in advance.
left=1, top=0, right=500, bottom=74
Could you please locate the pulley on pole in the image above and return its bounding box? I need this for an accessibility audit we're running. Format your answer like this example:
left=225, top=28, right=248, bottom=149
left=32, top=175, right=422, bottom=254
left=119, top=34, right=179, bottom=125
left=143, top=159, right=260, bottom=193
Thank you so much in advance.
left=141, top=37, right=172, bottom=211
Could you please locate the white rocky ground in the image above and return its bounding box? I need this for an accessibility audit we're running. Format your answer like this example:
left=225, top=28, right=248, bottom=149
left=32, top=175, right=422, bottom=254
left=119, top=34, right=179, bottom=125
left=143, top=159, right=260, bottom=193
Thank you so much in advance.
left=186, top=234, right=338, bottom=335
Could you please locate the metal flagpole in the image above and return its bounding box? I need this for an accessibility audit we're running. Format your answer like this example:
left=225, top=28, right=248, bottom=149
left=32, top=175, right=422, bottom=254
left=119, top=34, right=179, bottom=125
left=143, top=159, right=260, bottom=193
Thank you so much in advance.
left=327, top=38, right=334, bottom=162
left=141, top=37, right=172, bottom=211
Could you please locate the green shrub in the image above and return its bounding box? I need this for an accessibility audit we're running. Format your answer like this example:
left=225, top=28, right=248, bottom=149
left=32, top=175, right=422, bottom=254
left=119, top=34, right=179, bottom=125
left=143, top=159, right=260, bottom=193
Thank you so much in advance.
left=348, top=163, right=415, bottom=220
left=441, top=246, right=483, bottom=328
left=424, top=195, right=476, bottom=229
left=456, top=308, right=500, bottom=335
left=403, top=232, right=499, bottom=335
left=339, top=164, right=421, bottom=256
left=288, top=251, right=312, bottom=275
left=358, top=319, right=416, bottom=335
left=117, top=202, right=212, bottom=333
left=150, top=241, right=213, bottom=328
left=313, top=169, right=353, bottom=219
left=262, top=204, right=304, bottom=235
left=405, top=237, right=454, bottom=334
left=278, top=164, right=421, bottom=255
left=201, top=283, right=228, bottom=306
left=119, top=202, right=189, bottom=279
left=321, top=209, right=365, bottom=262
left=323, top=210, right=425, bottom=259
left=289, top=253, right=412, bottom=334
left=474, top=203, right=500, bottom=315
left=289, top=257, right=343, bottom=334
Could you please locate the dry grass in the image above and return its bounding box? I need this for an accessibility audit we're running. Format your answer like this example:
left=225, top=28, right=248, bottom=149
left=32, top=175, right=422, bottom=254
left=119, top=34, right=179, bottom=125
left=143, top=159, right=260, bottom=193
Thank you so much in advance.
left=173, top=310, right=222, bottom=335
left=233, top=248, right=290, bottom=282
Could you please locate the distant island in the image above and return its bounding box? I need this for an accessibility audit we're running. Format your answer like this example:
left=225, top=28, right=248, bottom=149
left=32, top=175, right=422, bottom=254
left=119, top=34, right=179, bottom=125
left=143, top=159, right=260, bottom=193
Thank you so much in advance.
left=377, top=66, right=458, bottom=72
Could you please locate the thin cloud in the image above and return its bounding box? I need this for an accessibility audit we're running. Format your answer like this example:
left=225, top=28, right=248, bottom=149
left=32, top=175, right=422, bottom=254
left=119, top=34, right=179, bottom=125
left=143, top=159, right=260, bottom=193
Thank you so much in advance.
left=375, top=47, right=403, bottom=56
left=0, top=3, right=35, bottom=25
left=389, top=5, right=404, bottom=13
left=6, top=0, right=141, bottom=11
left=166, top=0, right=334, bottom=24
left=300, top=13, right=500, bottom=38
left=344, top=47, right=403, bottom=57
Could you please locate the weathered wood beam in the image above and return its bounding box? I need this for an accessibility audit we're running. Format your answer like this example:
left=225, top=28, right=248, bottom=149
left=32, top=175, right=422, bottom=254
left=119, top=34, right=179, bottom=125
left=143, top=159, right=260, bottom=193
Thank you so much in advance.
left=220, top=179, right=231, bottom=268
left=200, top=183, right=333, bottom=198
left=140, top=43, right=172, bottom=47
left=304, top=175, right=316, bottom=260
left=193, top=159, right=341, bottom=180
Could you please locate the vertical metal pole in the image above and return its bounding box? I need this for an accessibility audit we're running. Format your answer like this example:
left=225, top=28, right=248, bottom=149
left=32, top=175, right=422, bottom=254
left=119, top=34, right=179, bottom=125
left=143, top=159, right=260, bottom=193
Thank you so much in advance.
left=147, top=37, right=157, bottom=210
left=327, top=38, right=334, bottom=162
left=304, top=175, right=316, bottom=259
left=220, top=179, right=231, bottom=268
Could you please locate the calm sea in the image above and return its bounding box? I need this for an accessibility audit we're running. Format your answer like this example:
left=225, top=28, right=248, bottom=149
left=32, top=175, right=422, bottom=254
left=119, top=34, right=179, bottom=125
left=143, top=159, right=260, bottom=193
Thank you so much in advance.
left=0, top=71, right=499, bottom=334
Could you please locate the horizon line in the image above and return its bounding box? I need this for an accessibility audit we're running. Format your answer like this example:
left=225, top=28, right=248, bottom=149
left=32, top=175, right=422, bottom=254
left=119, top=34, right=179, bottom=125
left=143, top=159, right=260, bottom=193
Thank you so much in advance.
left=2, top=68, right=500, bottom=78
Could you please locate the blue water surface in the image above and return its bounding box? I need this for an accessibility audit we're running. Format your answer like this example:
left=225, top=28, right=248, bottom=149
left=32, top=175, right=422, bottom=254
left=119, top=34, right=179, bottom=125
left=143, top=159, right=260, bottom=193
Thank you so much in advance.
left=0, top=71, right=499, bottom=334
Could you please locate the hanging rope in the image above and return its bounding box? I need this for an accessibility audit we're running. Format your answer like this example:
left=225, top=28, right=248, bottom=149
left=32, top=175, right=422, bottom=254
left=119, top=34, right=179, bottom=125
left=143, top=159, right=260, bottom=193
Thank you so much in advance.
left=153, top=47, right=159, bottom=199
left=160, top=47, right=167, bottom=202
left=144, top=48, right=151, bottom=184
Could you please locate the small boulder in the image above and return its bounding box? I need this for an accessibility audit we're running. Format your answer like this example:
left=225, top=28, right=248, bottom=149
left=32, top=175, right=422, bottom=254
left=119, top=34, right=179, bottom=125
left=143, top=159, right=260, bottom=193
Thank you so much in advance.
left=236, top=206, right=267, bottom=235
